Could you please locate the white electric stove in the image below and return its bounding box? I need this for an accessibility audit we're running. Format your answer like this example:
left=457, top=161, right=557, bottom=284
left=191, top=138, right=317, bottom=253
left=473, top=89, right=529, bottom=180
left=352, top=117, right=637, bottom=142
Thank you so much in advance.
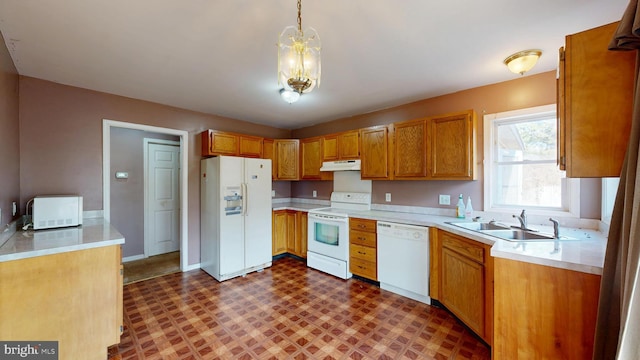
left=307, top=192, right=371, bottom=279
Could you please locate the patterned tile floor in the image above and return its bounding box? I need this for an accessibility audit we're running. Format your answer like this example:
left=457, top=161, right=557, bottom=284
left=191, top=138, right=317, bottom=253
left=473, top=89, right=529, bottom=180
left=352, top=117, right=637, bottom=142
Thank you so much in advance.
left=108, top=257, right=490, bottom=360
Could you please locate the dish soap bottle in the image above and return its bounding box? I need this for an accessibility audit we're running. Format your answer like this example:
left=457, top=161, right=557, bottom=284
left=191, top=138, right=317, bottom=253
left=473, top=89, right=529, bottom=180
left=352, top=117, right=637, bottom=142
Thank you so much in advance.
left=456, top=194, right=465, bottom=218
left=465, top=196, right=473, bottom=219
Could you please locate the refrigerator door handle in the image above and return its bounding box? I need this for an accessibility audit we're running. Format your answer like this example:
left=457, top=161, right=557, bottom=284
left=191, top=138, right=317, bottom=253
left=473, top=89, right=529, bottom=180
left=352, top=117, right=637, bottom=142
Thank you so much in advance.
left=241, top=183, right=248, bottom=216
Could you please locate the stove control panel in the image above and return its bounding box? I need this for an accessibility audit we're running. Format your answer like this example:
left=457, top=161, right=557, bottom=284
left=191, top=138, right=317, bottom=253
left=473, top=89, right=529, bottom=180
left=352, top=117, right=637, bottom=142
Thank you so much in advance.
left=330, top=192, right=371, bottom=205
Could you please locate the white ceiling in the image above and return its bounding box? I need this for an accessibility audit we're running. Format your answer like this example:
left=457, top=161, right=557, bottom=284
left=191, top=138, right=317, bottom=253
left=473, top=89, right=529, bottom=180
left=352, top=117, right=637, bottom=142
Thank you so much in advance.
left=0, top=0, right=628, bottom=130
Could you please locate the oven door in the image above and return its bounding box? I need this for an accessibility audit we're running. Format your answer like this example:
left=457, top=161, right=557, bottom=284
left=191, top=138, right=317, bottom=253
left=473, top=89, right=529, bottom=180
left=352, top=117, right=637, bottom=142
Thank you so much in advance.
left=307, top=212, right=349, bottom=261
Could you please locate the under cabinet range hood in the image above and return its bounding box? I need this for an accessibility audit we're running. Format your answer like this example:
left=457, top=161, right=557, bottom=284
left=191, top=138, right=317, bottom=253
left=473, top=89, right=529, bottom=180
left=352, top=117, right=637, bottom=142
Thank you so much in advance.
left=320, top=159, right=361, bottom=171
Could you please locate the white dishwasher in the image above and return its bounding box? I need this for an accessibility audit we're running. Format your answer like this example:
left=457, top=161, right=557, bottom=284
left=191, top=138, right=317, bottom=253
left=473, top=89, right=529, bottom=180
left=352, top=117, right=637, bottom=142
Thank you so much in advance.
left=377, top=221, right=430, bottom=304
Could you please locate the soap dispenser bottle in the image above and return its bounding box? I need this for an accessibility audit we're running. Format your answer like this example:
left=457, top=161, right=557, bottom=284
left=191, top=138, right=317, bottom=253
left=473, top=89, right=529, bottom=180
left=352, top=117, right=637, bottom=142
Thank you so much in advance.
left=465, top=196, right=473, bottom=219
left=456, top=194, right=465, bottom=218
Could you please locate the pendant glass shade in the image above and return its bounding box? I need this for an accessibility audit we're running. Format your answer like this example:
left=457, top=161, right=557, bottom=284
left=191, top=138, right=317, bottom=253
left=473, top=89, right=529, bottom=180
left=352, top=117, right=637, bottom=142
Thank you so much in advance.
left=278, top=25, right=321, bottom=94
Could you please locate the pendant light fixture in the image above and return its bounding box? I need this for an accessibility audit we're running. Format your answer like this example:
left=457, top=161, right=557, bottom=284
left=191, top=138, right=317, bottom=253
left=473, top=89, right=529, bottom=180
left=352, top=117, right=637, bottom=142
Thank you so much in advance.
left=503, top=49, right=542, bottom=75
left=277, top=0, right=321, bottom=103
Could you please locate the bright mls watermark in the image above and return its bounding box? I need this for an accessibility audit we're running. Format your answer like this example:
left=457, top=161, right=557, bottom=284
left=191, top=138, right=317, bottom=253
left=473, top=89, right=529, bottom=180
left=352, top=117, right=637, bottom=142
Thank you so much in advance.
left=1, top=341, right=58, bottom=359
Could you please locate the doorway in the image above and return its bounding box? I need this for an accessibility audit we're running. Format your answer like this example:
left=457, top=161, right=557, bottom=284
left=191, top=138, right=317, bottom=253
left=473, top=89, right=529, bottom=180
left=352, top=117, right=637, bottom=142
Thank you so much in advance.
left=102, top=119, right=189, bottom=272
left=144, top=139, right=180, bottom=257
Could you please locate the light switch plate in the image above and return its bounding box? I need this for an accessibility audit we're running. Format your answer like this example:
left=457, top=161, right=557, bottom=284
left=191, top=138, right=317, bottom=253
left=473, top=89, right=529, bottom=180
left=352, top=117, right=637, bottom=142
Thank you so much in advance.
left=271, top=190, right=276, bottom=198
left=439, top=194, right=451, bottom=205
left=385, top=193, right=391, bottom=202
left=312, top=190, right=317, bottom=198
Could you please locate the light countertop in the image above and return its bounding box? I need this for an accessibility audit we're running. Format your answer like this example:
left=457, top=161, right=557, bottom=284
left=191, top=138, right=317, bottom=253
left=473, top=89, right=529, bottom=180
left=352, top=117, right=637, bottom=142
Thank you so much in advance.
left=0, top=218, right=125, bottom=263
left=273, top=201, right=607, bottom=275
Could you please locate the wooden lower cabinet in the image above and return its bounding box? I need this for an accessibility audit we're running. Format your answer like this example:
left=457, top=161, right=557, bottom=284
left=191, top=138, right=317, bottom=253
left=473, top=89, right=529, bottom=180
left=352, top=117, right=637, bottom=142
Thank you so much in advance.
left=0, top=245, right=123, bottom=360
left=493, top=257, right=601, bottom=359
left=272, top=209, right=307, bottom=258
left=433, top=230, right=493, bottom=345
left=349, top=218, right=377, bottom=280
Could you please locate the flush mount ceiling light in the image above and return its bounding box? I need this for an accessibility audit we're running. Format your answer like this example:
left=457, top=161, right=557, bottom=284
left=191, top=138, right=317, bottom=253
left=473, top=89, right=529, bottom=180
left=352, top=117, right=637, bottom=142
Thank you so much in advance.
left=277, top=0, right=321, bottom=102
left=503, top=49, right=542, bottom=75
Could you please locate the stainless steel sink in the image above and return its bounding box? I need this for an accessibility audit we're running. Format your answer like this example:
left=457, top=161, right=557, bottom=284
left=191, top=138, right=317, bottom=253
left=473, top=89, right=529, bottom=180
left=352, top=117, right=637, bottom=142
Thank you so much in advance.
left=447, top=221, right=577, bottom=242
left=481, top=229, right=555, bottom=241
left=446, top=221, right=510, bottom=231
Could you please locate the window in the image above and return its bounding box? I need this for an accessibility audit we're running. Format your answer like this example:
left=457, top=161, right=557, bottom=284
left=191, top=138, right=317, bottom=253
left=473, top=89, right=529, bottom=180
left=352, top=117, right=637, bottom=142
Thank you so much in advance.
left=484, top=105, right=579, bottom=217
left=602, top=178, right=619, bottom=225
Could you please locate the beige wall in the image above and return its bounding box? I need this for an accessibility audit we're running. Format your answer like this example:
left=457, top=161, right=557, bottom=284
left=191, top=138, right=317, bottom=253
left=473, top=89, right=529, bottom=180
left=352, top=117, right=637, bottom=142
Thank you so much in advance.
left=18, top=77, right=290, bottom=265
left=291, top=72, right=601, bottom=219
left=110, top=128, right=180, bottom=258
left=0, top=31, right=19, bottom=228
left=7, top=62, right=602, bottom=265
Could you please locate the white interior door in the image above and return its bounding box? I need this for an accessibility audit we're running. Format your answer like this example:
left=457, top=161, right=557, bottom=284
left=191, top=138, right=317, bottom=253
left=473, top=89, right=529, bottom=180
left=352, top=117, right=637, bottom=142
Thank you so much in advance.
left=147, top=141, right=180, bottom=256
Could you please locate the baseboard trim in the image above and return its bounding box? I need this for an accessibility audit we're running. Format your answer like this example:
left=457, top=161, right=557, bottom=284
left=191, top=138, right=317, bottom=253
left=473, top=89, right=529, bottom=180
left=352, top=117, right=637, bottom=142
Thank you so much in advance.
left=123, top=254, right=146, bottom=263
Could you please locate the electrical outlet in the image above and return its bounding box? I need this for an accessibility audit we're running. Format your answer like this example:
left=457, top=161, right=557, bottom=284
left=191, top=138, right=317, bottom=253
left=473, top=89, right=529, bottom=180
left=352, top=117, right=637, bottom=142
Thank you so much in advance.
left=385, top=193, right=391, bottom=202
left=12, top=202, right=16, bottom=216
left=439, top=194, right=450, bottom=205
left=271, top=190, right=276, bottom=198
left=312, top=190, right=317, bottom=198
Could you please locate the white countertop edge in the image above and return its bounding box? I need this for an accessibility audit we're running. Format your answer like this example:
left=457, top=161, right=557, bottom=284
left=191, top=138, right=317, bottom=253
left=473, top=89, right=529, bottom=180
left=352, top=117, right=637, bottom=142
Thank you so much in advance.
left=0, top=237, right=124, bottom=263
left=490, top=247, right=603, bottom=275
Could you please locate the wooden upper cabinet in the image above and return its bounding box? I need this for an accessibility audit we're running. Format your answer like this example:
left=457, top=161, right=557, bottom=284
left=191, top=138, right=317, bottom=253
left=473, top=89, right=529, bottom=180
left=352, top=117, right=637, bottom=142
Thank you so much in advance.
left=201, top=129, right=263, bottom=158
left=201, top=129, right=237, bottom=156
left=560, top=22, right=635, bottom=177
left=360, top=125, right=390, bottom=179
left=321, top=131, right=360, bottom=161
left=393, top=118, right=428, bottom=179
left=301, top=137, right=331, bottom=180
left=274, top=139, right=299, bottom=180
left=263, top=138, right=276, bottom=179
left=427, top=110, right=476, bottom=180
left=239, top=135, right=263, bottom=158
left=338, top=130, right=360, bottom=159
left=322, top=134, right=339, bottom=161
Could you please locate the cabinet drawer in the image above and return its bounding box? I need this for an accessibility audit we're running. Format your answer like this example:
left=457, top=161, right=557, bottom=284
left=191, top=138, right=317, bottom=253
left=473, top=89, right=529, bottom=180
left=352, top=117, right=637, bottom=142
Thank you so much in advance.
left=442, top=232, right=484, bottom=264
left=350, top=243, right=377, bottom=263
left=350, top=218, right=376, bottom=233
left=350, top=230, right=376, bottom=247
left=350, top=257, right=377, bottom=280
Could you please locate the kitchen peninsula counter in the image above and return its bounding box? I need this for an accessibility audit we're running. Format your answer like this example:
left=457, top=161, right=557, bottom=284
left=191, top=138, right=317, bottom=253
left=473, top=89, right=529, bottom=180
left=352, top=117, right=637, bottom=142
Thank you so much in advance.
left=0, top=217, right=124, bottom=262
left=0, top=217, right=124, bottom=360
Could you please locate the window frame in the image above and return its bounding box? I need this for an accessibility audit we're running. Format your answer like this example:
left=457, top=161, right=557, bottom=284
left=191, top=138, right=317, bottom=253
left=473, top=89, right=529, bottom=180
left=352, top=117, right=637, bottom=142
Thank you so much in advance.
left=483, top=104, right=580, bottom=218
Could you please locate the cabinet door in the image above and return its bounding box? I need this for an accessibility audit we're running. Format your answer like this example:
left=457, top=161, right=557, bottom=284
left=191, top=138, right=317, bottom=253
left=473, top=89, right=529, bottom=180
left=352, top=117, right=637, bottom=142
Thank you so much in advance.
left=437, top=230, right=492, bottom=344
left=393, top=118, right=428, bottom=179
left=562, top=22, right=635, bottom=177
left=272, top=210, right=287, bottom=255
left=322, top=134, right=339, bottom=161
left=285, top=211, right=296, bottom=254
left=557, top=48, right=566, bottom=171
left=338, top=130, right=360, bottom=159
left=274, top=139, right=299, bottom=180
left=263, top=139, right=276, bottom=179
left=360, top=125, right=389, bottom=179
left=296, top=211, right=308, bottom=258
left=239, top=135, right=263, bottom=158
left=441, top=247, right=485, bottom=336
left=201, top=130, right=239, bottom=156
left=301, top=137, right=324, bottom=180
left=428, top=110, right=476, bottom=180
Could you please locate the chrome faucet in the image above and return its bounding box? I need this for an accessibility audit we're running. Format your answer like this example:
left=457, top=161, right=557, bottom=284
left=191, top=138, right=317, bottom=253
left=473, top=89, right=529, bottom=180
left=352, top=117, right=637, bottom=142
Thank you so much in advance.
left=549, top=218, right=560, bottom=239
left=512, top=209, right=537, bottom=231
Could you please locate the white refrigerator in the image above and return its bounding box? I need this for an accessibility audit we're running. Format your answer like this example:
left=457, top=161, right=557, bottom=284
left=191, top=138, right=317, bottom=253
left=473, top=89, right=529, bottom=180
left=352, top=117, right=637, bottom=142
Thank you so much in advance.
left=200, top=156, right=273, bottom=281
